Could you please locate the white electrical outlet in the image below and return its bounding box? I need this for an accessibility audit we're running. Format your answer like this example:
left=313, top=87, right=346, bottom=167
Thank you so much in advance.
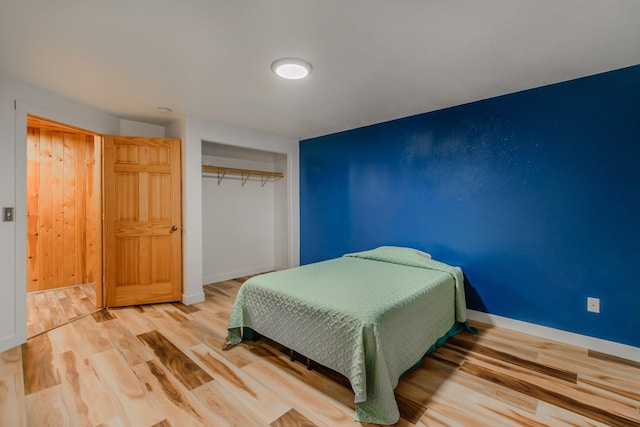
left=587, top=297, right=600, bottom=313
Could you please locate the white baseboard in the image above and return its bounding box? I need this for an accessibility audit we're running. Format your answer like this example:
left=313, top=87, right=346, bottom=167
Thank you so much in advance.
left=182, top=291, right=205, bottom=305
left=0, top=333, right=27, bottom=353
left=467, top=309, right=640, bottom=363
left=203, top=265, right=287, bottom=286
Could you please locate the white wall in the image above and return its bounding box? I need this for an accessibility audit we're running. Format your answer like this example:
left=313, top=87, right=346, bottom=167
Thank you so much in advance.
left=273, top=155, right=290, bottom=269
left=0, top=74, right=20, bottom=351
left=119, top=119, right=165, bottom=138
left=166, top=118, right=203, bottom=305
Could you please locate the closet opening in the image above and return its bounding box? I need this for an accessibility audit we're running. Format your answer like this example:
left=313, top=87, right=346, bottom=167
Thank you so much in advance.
left=201, top=141, right=289, bottom=284
left=25, top=115, right=102, bottom=338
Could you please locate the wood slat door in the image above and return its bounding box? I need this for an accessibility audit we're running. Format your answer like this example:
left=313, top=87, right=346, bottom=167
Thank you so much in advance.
left=103, top=136, right=182, bottom=307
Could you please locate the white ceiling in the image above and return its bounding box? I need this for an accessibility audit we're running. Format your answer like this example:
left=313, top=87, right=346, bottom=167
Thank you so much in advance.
left=1, top=1, right=639, bottom=140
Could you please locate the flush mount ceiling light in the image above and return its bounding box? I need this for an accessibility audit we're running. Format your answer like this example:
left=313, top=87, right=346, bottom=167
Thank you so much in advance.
left=156, top=106, right=173, bottom=114
left=271, top=57, right=312, bottom=80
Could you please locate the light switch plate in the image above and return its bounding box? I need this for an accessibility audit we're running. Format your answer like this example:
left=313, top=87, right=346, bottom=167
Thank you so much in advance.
left=3, top=207, right=13, bottom=222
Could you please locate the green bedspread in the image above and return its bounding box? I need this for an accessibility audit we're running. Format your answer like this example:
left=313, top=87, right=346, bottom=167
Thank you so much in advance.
left=227, top=246, right=468, bottom=424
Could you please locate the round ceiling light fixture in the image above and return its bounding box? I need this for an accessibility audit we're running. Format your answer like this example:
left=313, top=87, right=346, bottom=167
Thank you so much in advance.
left=156, top=106, right=173, bottom=114
left=271, top=57, right=312, bottom=80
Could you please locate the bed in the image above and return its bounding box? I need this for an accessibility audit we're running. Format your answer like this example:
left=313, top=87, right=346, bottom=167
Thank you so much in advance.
left=226, top=246, right=472, bottom=425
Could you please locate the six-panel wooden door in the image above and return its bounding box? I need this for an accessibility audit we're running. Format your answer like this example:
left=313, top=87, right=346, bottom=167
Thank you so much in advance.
left=103, top=136, right=182, bottom=307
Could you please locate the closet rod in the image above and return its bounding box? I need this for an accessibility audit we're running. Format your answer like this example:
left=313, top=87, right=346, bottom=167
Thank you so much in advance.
left=202, top=164, right=284, bottom=186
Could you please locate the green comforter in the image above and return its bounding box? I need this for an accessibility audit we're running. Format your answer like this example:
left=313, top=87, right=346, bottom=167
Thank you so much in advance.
left=227, top=246, right=468, bottom=424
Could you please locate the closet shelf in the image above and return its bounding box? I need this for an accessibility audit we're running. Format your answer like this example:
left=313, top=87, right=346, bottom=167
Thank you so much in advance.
left=202, top=164, right=284, bottom=186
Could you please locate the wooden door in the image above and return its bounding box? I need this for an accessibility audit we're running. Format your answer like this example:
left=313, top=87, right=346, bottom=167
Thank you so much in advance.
left=103, top=136, right=182, bottom=307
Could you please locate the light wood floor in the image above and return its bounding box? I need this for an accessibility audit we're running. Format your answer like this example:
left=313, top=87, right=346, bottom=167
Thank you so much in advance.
left=27, top=283, right=99, bottom=339
left=2, top=276, right=639, bottom=426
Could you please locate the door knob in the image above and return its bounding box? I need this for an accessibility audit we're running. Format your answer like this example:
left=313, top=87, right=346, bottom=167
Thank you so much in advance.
left=171, top=225, right=178, bottom=232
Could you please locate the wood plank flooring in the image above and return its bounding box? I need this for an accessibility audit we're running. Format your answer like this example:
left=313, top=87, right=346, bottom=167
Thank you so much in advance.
left=27, top=283, right=99, bottom=338
left=2, top=276, right=639, bottom=426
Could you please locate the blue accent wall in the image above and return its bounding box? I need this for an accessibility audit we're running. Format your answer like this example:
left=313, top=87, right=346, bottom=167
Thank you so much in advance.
left=300, top=65, right=640, bottom=348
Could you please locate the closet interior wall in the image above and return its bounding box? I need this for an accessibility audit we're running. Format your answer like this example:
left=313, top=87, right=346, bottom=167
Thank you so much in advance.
left=201, top=141, right=288, bottom=284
